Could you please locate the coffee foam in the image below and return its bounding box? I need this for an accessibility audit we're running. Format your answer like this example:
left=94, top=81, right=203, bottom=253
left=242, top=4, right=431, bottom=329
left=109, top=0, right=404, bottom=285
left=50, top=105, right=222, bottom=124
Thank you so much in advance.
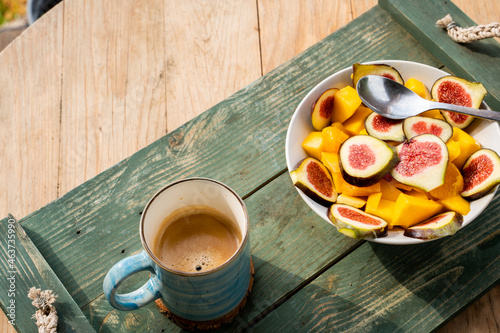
left=153, top=205, right=241, bottom=273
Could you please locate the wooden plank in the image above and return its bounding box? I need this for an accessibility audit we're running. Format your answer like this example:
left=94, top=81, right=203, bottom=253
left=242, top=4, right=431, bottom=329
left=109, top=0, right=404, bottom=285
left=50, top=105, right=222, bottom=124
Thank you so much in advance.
left=251, top=193, right=500, bottom=332
left=165, top=0, right=262, bottom=131
left=0, top=22, right=27, bottom=53
left=351, top=0, right=378, bottom=19
left=0, top=216, right=95, bottom=332
left=440, top=284, right=500, bottom=333
left=80, top=172, right=360, bottom=331
left=58, top=0, right=169, bottom=196
left=20, top=5, right=442, bottom=309
left=379, top=0, right=500, bottom=110
left=0, top=3, right=63, bottom=218
left=258, top=0, right=353, bottom=75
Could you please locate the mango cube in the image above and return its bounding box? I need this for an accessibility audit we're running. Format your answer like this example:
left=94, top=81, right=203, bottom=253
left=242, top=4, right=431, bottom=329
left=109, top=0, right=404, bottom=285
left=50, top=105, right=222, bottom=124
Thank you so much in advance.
left=336, top=194, right=366, bottom=208
left=366, top=192, right=382, bottom=212
left=429, top=163, right=464, bottom=200
left=446, top=139, right=461, bottom=163
left=321, top=152, right=341, bottom=175
left=379, top=179, right=402, bottom=201
left=359, top=128, right=368, bottom=135
left=420, top=109, right=445, bottom=120
left=342, top=105, right=372, bottom=135
left=391, top=193, right=444, bottom=228
left=365, top=193, right=395, bottom=226
left=405, top=78, right=431, bottom=100
left=439, top=195, right=471, bottom=216
left=322, top=123, right=350, bottom=153
left=331, top=86, right=362, bottom=123
left=390, top=178, right=415, bottom=192
left=405, top=190, right=430, bottom=200
left=332, top=172, right=381, bottom=196
left=450, top=127, right=481, bottom=169
left=301, top=131, right=323, bottom=160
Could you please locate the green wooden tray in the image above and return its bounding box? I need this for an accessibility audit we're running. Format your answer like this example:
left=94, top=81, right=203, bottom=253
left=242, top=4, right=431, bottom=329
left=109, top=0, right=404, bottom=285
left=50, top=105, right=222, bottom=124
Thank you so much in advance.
left=2, top=0, right=499, bottom=331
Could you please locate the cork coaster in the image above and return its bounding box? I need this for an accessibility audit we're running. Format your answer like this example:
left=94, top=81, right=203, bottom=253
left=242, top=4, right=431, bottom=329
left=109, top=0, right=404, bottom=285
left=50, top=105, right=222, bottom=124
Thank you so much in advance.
left=155, top=259, right=255, bottom=331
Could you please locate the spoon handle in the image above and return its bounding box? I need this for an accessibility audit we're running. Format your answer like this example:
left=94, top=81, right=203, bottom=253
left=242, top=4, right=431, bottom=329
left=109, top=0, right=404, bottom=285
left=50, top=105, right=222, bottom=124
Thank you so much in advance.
left=430, top=101, right=500, bottom=122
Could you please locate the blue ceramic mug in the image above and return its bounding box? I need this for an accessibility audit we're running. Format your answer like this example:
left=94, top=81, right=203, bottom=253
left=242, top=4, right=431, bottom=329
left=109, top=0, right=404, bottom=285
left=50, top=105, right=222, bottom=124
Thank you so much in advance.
left=103, top=178, right=251, bottom=322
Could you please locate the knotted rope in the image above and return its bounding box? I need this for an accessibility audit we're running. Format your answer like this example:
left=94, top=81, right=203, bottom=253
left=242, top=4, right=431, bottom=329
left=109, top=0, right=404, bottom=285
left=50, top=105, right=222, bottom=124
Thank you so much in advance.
left=27, top=287, right=58, bottom=333
left=436, top=14, right=500, bottom=43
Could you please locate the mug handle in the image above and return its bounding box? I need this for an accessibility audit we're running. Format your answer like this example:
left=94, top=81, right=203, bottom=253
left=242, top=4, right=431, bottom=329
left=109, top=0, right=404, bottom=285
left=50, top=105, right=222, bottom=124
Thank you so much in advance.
left=103, top=250, right=162, bottom=311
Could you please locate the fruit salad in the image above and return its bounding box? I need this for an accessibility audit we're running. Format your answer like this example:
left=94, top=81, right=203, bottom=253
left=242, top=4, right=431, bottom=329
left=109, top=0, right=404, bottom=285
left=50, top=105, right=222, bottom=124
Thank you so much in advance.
left=291, top=62, right=500, bottom=240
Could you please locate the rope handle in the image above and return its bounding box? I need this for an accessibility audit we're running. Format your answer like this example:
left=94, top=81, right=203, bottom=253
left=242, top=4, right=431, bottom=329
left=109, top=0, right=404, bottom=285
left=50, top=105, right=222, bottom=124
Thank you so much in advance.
left=436, top=14, right=500, bottom=43
left=28, top=287, right=58, bottom=333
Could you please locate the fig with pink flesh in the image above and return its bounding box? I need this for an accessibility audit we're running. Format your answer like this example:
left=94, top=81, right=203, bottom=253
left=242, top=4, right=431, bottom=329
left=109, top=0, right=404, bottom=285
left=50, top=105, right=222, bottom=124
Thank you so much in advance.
left=290, top=157, right=338, bottom=206
left=431, top=76, right=487, bottom=129
left=352, top=63, right=404, bottom=90
left=403, top=116, right=453, bottom=143
left=403, top=211, right=463, bottom=239
left=311, top=88, right=339, bottom=130
left=390, top=134, right=449, bottom=192
left=460, top=149, right=500, bottom=200
left=328, top=204, right=388, bottom=239
left=365, top=112, right=405, bottom=142
left=339, top=135, right=399, bottom=187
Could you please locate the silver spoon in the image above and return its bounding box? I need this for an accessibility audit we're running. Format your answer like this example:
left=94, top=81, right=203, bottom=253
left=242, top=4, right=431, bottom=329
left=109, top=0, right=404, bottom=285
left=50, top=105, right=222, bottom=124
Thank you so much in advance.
left=356, top=75, right=500, bottom=121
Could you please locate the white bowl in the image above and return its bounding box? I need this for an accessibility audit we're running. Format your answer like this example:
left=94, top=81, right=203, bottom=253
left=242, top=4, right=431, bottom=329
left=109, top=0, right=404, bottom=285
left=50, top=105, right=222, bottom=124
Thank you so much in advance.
left=285, top=60, right=500, bottom=245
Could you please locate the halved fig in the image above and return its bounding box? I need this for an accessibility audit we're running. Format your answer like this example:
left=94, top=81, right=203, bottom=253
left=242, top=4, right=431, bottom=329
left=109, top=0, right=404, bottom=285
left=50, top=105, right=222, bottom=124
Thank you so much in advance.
left=365, top=112, right=405, bottom=142
left=460, top=149, right=500, bottom=200
left=327, top=204, right=388, bottom=239
left=391, top=134, right=449, bottom=192
left=311, top=88, right=339, bottom=130
left=339, top=135, right=399, bottom=187
left=352, top=63, right=404, bottom=90
left=403, top=211, right=463, bottom=239
left=431, top=76, right=487, bottom=129
left=290, top=157, right=338, bottom=206
left=403, top=116, right=453, bottom=143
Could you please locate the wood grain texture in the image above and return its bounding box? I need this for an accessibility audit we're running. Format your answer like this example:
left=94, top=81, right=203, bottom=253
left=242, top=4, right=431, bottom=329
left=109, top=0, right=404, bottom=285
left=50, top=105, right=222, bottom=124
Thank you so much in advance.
left=251, top=193, right=500, bottom=332
left=0, top=216, right=95, bottom=332
left=0, top=3, right=63, bottom=218
left=165, top=0, right=262, bottom=132
left=58, top=0, right=168, bottom=196
left=258, top=0, right=353, bottom=75
left=0, top=23, right=26, bottom=53
left=0, top=0, right=499, bottom=331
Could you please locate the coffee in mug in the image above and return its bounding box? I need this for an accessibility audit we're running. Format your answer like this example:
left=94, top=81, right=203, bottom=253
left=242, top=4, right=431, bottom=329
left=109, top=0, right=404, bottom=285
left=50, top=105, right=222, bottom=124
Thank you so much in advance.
left=152, top=205, right=241, bottom=273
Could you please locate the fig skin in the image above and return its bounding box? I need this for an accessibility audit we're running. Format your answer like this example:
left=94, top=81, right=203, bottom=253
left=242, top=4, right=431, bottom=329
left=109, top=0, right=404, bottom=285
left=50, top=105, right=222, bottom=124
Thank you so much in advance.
left=327, top=204, right=388, bottom=239
left=390, top=134, right=449, bottom=192
left=352, top=63, right=404, bottom=90
left=311, top=88, right=339, bottom=131
left=290, top=157, right=338, bottom=206
left=460, top=149, right=500, bottom=201
left=339, top=135, right=399, bottom=187
left=403, top=211, right=463, bottom=239
left=431, top=75, right=487, bottom=129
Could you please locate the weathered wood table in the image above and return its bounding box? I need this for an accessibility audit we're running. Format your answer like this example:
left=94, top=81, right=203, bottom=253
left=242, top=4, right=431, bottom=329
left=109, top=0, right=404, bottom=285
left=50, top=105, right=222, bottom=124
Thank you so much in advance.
left=1, top=0, right=499, bottom=331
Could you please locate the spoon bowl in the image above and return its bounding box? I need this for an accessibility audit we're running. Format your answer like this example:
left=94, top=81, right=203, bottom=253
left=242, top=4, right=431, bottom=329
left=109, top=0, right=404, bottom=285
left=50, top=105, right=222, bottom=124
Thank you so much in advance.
left=356, top=75, right=500, bottom=121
